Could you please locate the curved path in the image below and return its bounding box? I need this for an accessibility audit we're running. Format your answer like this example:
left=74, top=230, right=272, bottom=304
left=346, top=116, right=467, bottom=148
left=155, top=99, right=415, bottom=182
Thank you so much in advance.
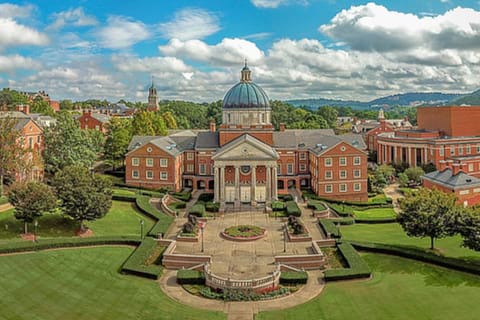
left=159, top=269, right=325, bottom=320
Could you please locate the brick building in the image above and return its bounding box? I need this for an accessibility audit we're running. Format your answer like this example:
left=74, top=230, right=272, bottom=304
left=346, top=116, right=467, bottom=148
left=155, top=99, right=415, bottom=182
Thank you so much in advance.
left=125, top=64, right=368, bottom=208
left=78, top=110, right=111, bottom=133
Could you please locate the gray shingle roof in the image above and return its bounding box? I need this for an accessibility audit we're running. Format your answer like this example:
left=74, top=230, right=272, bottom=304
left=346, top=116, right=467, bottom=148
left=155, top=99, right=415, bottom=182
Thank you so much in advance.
left=91, top=113, right=111, bottom=123
left=196, top=131, right=219, bottom=149
left=422, top=169, right=480, bottom=189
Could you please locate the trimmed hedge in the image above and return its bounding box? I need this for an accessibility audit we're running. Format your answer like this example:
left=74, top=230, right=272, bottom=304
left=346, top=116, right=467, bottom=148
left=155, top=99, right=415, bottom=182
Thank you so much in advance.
left=285, top=201, right=301, bottom=217
left=121, top=237, right=164, bottom=279
left=112, top=194, right=137, bottom=202
left=0, top=236, right=140, bottom=255
left=350, top=241, right=480, bottom=276
left=205, top=202, right=220, bottom=212
left=318, top=219, right=341, bottom=238
left=171, top=191, right=192, bottom=202
left=280, top=271, right=308, bottom=285
left=354, top=217, right=397, bottom=224
left=271, top=201, right=285, bottom=211
left=177, top=269, right=205, bottom=285
left=307, top=200, right=327, bottom=212
left=324, top=242, right=371, bottom=281
left=188, top=204, right=206, bottom=217
left=135, top=196, right=174, bottom=237
left=330, top=217, right=355, bottom=225
left=198, top=193, right=214, bottom=202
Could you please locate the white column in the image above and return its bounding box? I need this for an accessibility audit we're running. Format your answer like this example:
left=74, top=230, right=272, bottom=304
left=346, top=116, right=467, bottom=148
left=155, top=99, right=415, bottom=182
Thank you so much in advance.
left=408, top=147, right=412, bottom=166
left=251, top=165, right=256, bottom=203
left=266, top=165, right=271, bottom=202
left=214, top=166, right=219, bottom=203
left=272, top=165, right=278, bottom=200
left=220, top=166, right=225, bottom=202
left=235, top=166, right=240, bottom=202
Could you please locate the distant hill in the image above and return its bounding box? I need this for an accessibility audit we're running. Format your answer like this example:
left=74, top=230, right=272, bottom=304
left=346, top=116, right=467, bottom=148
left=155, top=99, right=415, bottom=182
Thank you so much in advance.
left=287, top=92, right=465, bottom=110
left=449, top=89, right=480, bottom=106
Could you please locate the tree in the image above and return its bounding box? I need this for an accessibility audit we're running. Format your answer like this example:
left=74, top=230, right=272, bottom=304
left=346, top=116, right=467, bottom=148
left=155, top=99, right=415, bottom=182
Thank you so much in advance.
left=43, top=111, right=101, bottom=174
left=132, top=111, right=168, bottom=136
left=31, top=96, right=54, bottom=116
left=398, top=188, right=457, bottom=250
left=398, top=172, right=409, bottom=188
left=0, top=116, right=26, bottom=196
left=456, top=207, right=480, bottom=251
left=59, top=99, right=74, bottom=110
left=52, top=165, right=112, bottom=231
left=404, top=167, right=425, bottom=185
left=104, top=118, right=132, bottom=170
left=8, top=182, right=57, bottom=234
left=162, top=111, right=177, bottom=129
left=377, top=164, right=396, bottom=182
left=316, top=106, right=338, bottom=128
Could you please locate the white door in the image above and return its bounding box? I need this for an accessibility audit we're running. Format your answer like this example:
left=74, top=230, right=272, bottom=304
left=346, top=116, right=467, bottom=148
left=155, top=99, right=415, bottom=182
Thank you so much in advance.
left=240, top=186, right=251, bottom=202
left=226, top=186, right=235, bottom=202
left=255, top=186, right=266, bottom=202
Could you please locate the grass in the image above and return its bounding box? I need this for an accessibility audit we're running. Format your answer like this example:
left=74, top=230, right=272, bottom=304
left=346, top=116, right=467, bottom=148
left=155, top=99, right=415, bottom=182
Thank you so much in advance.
left=258, top=253, right=480, bottom=320
left=0, top=201, right=154, bottom=243
left=367, top=193, right=389, bottom=204
left=341, top=223, right=480, bottom=262
left=353, top=208, right=397, bottom=220
left=113, top=188, right=137, bottom=196
left=0, top=247, right=225, bottom=320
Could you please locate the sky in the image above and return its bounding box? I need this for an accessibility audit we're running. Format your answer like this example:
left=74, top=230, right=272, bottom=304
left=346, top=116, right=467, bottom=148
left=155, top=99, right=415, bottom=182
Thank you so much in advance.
left=0, top=0, right=480, bottom=103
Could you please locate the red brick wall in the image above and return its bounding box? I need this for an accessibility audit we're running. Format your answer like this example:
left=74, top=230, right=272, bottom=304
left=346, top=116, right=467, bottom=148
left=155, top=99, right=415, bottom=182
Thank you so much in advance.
left=219, top=130, right=273, bottom=146
left=418, top=106, right=480, bottom=137
left=78, top=112, right=108, bottom=134
left=423, top=179, right=480, bottom=206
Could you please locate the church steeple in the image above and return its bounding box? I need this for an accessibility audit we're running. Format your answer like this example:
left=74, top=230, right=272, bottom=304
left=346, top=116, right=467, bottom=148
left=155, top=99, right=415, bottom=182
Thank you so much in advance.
left=147, top=76, right=159, bottom=111
left=240, top=59, right=252, bottom=82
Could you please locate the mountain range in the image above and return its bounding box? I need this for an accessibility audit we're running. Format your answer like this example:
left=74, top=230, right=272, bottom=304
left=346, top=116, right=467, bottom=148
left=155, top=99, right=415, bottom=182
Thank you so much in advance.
left=287, top=89, right=480, bottom=110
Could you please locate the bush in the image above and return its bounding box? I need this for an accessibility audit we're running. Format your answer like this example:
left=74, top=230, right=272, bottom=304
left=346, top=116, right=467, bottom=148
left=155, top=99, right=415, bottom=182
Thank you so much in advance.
left=350, top=241, right=480, bottom=276
left=135, top=196, right=174, bottom=237
left=205, top=202, right=219, bottom=212
left=324, top=242, right=371, bottom=281
left=271, top=201, right=285, bottom=211
left=330, top=217, right=355, bottom=225
left=0, top=196, right=9, bottom=205
left=280, top=271, right=308, bottom=285
left=122, top=237, right=165, bottom=279
left=307, top=200, right=327, bottom=211
left=171, top=191, right=192, bottom=202
left=169, top=201, right=186, bottom=210
left=282, top=195, right=293, bottom=202
left=285, top=201, right=301, bottom=217
left=198, top=193, right=214, bottom=202
left=319, top=219, right=341, bottom=238
left=177, top=269, right=205, bottom=285
left=188, top=204, right=205, bottom=217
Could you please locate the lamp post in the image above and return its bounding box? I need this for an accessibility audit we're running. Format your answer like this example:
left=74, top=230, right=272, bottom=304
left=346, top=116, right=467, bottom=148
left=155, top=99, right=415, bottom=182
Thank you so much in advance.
left=34, top=220, right=38, bottom=243
left=283, top=223, right=287, bottom=253
left=140, top=219, right=144, bottom=240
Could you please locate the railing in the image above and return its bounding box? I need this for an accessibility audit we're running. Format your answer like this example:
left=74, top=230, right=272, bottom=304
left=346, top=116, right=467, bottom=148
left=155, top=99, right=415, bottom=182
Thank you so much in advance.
left=161, top=194, right=176, bottom=216
left=204, top=263, right=281, bottom=291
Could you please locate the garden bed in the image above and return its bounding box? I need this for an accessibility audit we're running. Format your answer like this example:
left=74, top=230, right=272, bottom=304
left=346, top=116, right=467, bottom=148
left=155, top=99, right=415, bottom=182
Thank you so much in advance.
left=221, top=225, right=267, bottom=241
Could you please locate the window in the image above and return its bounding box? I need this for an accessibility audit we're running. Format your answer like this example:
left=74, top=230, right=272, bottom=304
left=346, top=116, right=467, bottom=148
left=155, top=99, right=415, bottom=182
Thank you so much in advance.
left=354, top=169, right=361, bottom=178
left=187, top=164, right=194, bottom=172
left=29, top=137, right=33, bottom=149
left=477, top=145, right=480, bottom=153
left=354, top=156, right=361, bottom=165
left=277, top=164, right=282, bottom=175
left=300, top=164, right=306, bottom=171
left=459, top=146, right=463, bottom=155
left=287, top=163, right=294, bottom=175
left=324, top=158, right=332, bottom=167
left=146, top=170, right=153, bottom=179
left=450, top=147, right=455, bottom=156
left=467, top=145, right=471, bottom=154
left=160, top=158, right=168, bottom=167
left=95, top=125, right=100, bottom=131
left=199, top=164, right=206, bottom=175
left=354, top=183, right=361, bottom=192
left=132, top=158, right=139, bottom=166
left=325, top=184, right=333, bottom=193
left=300, top=152, right=306, bottom=160
left=37, top=136, right=41, bottom=143
left=439, top=148, right=444, bottom=156
left=339, top=184, right=347, bottom=192
left=325, top=171, right=332, bottom=180
left=160, top=172, right=168, bottom=180
left=469, top=164, right=474, bottom=172
left=132, top=170, right=139, bottom=179
left=146, top=158, right=154, bottom=167
left=340, top=170, right=347, bottom=179
left=339, top=157, right=347, bottom=166
left=187, top=153, right=194, bottom=160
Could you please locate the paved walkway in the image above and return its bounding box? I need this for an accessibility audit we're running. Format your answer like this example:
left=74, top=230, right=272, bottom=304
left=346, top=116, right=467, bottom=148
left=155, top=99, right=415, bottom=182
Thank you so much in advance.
left=384, top=183, right=403, bottom=213
left=159, top=269, right=325, bottom=320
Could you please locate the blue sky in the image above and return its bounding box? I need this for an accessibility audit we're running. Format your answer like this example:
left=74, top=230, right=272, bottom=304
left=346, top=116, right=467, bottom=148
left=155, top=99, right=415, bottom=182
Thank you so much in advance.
left=1, top=0, right=479, bottom=102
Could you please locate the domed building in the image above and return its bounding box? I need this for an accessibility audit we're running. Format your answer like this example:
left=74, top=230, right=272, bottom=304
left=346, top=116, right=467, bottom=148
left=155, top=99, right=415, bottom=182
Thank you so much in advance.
left=125, top=63, right=368, bottom=210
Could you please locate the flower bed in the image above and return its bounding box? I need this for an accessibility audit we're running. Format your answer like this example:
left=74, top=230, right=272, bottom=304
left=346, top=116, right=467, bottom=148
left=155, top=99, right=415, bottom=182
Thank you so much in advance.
left=221, top=225, right=267, bottom=241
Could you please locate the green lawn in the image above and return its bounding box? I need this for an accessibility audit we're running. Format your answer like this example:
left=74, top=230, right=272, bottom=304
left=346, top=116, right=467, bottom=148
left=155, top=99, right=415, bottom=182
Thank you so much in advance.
left=341, top=223, right=480, bottom=262
left=367, top=193, right=389, bottom=204
left=0, top=247, right=225, bottom=320
left=258, top=253, right=480, bottom=320
left=0, top=201, right=154, bottom=242
left=353, top=208, right=397, bottom=220
left=113, top=188, right=137, bottom=196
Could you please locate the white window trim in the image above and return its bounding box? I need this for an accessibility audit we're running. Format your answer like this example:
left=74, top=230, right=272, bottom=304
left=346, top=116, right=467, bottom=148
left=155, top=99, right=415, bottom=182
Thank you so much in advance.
left=340, top=184, right=347, bottom=193
left=340, top=170, right=347, bottom=179
left=287, top=163, right=294, bottom=175
left=199, top=164, right=206, bottom=175
left=146, top=158, right=154, bottom=167
left=325, top=171, right=332, bottom=180
left=187, top=153, right=194, bottom=160
left=146, top=170, right=154, bottom=180
left=132, top=170, right=139, bottom=179
left=354, top=170, right=361, bottom=178
left=160, top=158, right=168, bottom=167
left=354, top=156, right=361, bottom=165
left=325, top=184, right=333, bottom=193
left=299, top=164, right=306, bottom=171
left=354, top=183, right=361, bottom=192
left=160, top=172, right=168, bottom=180
left=339, top=157, right=347, bottom=166
left=324, top=158, right=332, bottom=167
left=132, top=157, right=139, bottom=167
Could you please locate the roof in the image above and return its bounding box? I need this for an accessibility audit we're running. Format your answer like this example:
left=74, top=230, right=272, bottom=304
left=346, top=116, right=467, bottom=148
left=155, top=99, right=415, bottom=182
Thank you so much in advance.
left=222, top=81, right=270, bottom=109
left=212, top=134, right=279, bottom=160
left=0, top=112, right=34, bottom=130
left=422, top=169, right=480, bottom=189
left=90, top=113, right=111, bottom=123
left=196, top=131, right=219, bottom=149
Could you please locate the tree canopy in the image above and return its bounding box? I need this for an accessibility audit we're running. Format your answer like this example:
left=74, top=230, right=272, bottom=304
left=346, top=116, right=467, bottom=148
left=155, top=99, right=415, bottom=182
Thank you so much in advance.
left=0, top=116, right=26, bottom=195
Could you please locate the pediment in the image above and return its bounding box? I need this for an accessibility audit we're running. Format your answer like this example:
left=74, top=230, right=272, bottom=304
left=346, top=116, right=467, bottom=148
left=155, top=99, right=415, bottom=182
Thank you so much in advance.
left=212, top=134, right=279, bottom=161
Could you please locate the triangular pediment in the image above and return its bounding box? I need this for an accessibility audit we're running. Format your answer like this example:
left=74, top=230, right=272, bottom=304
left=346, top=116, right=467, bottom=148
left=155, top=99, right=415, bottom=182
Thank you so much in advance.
left=212, top=134, right=279, bottom=161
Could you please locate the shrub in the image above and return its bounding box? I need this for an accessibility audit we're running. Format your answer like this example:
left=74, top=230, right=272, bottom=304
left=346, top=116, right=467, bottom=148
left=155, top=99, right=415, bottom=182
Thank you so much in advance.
left=171, top=191, right=192, bottom=202
left=330, top=217, right=355, bottom=225
left=324, top=242, right=371, bottom=281
left=205, top=202, right=220, bottom=212
left=177, top=269, right=205, bottom=285
left=122, top=237, right=164, bottom=279
left=283, top=195, right=293, bottom=202
left=188, top=204, right=205, bottom=217
left=198, top=193, right=214, bottom=202
left=280, top=271, right=308, bottom=285
left=307, top=200, right=327, bottom=211
left=169, top=201, right=186, bottom=210
left=0, top=196, right=9, bottom=205
left=271, top=201, right=285, bottom=211
left=285, top=201, right=301, bottom=217
left=319, top=219, right=341, bottom=238
left=135, top=196, right=174, bottom=237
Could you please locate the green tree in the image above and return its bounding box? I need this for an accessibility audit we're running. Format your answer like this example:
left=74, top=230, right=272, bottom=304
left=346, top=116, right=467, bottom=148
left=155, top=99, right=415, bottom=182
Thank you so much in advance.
left=456, top=207, right=480, bottom=251
left=0, top=88, right=27, bottom=110
left=59, top=99, right=74, bottom=110
left=404, top=167, right=425, bottom=184
left=30, top=96, right=54, bottom=116
left=104, top=118, right=132, bottom=170
left=132, top=111, right=168, bottom=136
left=52, top=166, right=112, bottom=232
left=162, top=111, right=177, bottom=129
left=316, top=106, right=338, bottom=128
left=377, top=164, right=396, bottom=182
left=0, top=116, right=26, bottom=196
left=8, top=181, right=57, bottom=234
left=398, top=188, right=457, bottom=250
left=43, top=111, right=100, bottom=174
left=398, top=172, right=409, bottom=188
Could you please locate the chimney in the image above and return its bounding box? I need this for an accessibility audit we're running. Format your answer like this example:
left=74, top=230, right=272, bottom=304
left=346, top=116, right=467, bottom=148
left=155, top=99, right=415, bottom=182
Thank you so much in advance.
left=438, top=160, right=447, bottom=172
left=279, top=123, right=286, bottom=132
left=209, top=119, right=216, bottom=132
left=16, top=104, right=30, bottom=115
left=452, top=163, right=463, bottom=176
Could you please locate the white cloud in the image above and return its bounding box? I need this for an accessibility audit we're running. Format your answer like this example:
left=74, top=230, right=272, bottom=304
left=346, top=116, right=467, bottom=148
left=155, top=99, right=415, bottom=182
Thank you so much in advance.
left=0, top=3, right=34, bottom=18
left=48, top=7, right=98, bottom=30
left=159, top=8, right=220, bottom=40
left=112, top=55, right=192, bottom=73
left=96, top=16, right=150, bottom=49
left=159, top=38, right=264, bottom=66
left=0, top=18, right=49, bottom=50
left=251, top=0, right=308, bottom=8
left=0, top=55, right=40, bottom=72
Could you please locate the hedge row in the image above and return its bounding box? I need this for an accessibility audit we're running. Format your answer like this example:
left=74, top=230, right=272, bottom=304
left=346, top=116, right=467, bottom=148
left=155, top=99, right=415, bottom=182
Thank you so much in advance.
left=318, top=219, right=341, bottom=238
left=350, top=241, right=480, bottom=276
left=324, top=242, right=371, bottom=281
left=0, top=236, right=140, bottom=255
left=279, top=271, right=308, bottom=285
left=188, top=204, right=206, bottom=217
left=121, top=237, right=165, bottom=279
left=176, top=269, right=206, bottom=285
left=354, top=217, right=397, bottom=224
left=271, top=201, right=285, bottom=211
left=171, top=191, right=192, bottom=202
left=307, top=200, right=327, bottom=212
left=285, top=201, right=301, bottom=217
left=330, top=217, right=355, bottom=225
left=135, top=196, right=174, bottom=237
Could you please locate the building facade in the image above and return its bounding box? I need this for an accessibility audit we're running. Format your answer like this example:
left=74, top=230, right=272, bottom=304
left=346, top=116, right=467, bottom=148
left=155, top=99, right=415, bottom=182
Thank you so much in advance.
left=125, top=64, right=368, bottom=208
left=78, top=110, right=111, bottom=133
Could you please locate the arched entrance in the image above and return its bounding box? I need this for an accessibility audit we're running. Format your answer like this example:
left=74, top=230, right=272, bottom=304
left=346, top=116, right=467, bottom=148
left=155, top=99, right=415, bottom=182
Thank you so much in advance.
left=197, top=180, right=206, bottom=190
left=287, top=180, right=296, bottom=188
left=184, top=179, right=193, bottom=188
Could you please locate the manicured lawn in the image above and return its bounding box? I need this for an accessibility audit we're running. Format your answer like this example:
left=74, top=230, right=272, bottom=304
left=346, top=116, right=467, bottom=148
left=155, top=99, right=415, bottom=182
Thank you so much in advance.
left=341, top=223, right=480, bottom=262
left=258, top=253, right=480, bottom=320
left=367, top=193, right=388, bottom=204
left=0, top=201, right=154, bottom=242
left=0, top=247, right=225, bottom=320
left=353, top=208, right=397, bottom=220
left=113, top=188, right=137, bottom=196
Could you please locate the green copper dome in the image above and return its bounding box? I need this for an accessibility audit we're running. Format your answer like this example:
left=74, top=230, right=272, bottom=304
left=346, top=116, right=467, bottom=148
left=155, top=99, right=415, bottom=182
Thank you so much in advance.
left=222, top=63, right=270, bottom=109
